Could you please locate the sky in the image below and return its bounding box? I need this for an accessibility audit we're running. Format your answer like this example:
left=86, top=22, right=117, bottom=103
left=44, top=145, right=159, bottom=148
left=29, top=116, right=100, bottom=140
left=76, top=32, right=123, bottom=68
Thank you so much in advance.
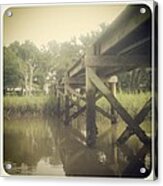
left=3, top=4, right=126, bottom=48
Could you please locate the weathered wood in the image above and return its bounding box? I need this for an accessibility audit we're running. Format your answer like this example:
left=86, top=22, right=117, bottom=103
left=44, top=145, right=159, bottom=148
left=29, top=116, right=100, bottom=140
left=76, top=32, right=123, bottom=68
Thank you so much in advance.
left=69, top=98, right=85, bottom=109
left=64, top=95, right=69, bottom=125
left=94, top=5, right=151, bottom=55
left=88, top=68, right=150, bottom=145
left=110, top=81, right=118, bottom=124
left=96, top=106, right=112, bottom=120
left=117, top=98, right=152, bottom=145
left=68, top=78, right=85, bottom=86
left=66, top=85, right=85, bottom=99
left=57, top=90, right=61, bottom=117
left=86, top=67, right=97, bottom=147
left=69, top=105, right=86, bottom=121
left=64, top=74, right=70, bottom=125
left=85, top=55, right=150, bottom=68
left=68, top=58, right=84, bottom=78
left=118, top=37, right=150, bottom=55
left=109, top=79, right=118, bottom=164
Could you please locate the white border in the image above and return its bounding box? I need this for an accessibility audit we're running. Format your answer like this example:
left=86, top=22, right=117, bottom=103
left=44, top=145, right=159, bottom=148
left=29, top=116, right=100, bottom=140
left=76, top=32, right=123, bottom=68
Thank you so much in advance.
left=0, top=0, right=157, bottom=180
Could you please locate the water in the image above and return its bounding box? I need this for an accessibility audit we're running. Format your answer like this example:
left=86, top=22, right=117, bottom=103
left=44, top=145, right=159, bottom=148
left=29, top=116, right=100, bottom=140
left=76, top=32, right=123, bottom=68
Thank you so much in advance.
left=4, top=117, right=65, bottom=176
left=4, top=116, right=151, bottom=177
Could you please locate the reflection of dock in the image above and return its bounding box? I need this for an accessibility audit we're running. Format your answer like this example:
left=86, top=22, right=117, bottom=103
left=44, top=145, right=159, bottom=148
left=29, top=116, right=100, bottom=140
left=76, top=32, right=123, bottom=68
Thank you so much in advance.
left=56, top=125, right=116, bottom=176
left=54, top=4, right=157, bottom=178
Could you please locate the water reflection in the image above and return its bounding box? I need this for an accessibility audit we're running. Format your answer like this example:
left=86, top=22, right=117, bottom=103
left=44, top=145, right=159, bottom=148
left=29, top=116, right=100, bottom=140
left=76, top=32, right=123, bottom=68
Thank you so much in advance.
left=4, top=116, right=151, bottom=177
left=4, top=117, right=64, bottom=175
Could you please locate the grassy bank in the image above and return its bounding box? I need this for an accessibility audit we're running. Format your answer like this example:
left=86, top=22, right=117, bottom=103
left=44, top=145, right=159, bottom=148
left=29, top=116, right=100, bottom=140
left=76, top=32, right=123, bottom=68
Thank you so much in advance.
left=4, top=95, right=57, bottom=119
left=95, top=91, right=151, bottom=137
left=97, top=91, right=151, bottom=117
left=4, top=92, right=151, bottom=122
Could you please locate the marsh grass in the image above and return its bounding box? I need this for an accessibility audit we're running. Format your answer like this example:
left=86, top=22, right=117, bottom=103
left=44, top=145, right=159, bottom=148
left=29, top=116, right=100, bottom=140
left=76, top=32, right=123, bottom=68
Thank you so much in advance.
left=4, top=95, right=57, bottom=118
left=4, top=92, right=152, bottom=135
left=96, top=91, right=151, bottom=140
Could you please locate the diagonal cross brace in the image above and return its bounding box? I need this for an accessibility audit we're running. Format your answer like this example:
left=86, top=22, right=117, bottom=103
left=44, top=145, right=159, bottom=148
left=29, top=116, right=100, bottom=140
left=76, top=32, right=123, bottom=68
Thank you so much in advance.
left=117, top=98, right=151, bottom=145
left=87, top=68, right=150, bottom=145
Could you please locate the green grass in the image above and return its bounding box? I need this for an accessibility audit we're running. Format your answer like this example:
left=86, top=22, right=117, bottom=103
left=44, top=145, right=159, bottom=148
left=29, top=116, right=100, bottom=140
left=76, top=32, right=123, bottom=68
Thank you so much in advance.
left=96, top=91, right=151, bottom=135
left=97, top=91, right=151, bottom=117
left=4, top=95, right=57, bottom=118
left=4, top=92, right=152, bottom=135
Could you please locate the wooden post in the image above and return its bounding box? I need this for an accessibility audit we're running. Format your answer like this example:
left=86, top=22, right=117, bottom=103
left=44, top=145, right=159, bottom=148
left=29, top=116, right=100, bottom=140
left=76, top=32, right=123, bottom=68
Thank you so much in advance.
left=108, top=76, right=118, bottom=164
left=57, top=90, right=61, bottom=118
left=86, top=67, right=96, bottom=147
left=56, top=82, right=61, bottom=117
left=64, top=73, right=69, bottom=126
left=76, top=90, right=80, bottom=130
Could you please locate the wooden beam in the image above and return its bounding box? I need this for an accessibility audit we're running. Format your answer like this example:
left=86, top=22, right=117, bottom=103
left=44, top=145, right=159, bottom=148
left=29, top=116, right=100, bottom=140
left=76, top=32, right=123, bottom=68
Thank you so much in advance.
left=85, top=55, right=150, bottom=68
left=94, top=5, right=151, bottom=55
left=96, top=106, right=112, bottom=120
left=68, top=58, right=84, bottom=78
left=117, top=98, right=151, bottom=145
left=64, top=74, right=70, bottom=126
left=88, top=68, right=150, bottom=145
left=118, top=37, right=150, bottom=55
left=109, top=78, right=118, bottom=164
left=66, top=86, right=85, bottom=99
left=68, top=79, right=85, bottom=86
left=86, top=67, right=97, bottom=147
left=69, top=105, right=86, bottom=121
left=56, top=90, right=61, bottom=117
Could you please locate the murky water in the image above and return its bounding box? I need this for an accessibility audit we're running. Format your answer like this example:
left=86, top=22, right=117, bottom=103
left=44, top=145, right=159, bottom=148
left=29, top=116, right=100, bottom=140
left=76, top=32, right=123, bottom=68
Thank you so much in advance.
left=4, top=117, right=65, bottom=176
left=4, top=116, right=151, bottom=177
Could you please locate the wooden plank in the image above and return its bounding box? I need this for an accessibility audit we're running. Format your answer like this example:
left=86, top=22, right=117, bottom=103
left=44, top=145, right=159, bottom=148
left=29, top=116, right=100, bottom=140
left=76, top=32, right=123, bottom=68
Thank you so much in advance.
left=110, top=80, right=118, bottom=164
left=64, top=74, right=70, bottom=126
left=85, top=55, right=150, bottom=68
left=88, top=68, right=150, bottom=145
left=68, top=79, right=85, bottom=86
left=57, top=90, right=61, bottom=117
left=68, top=58, right=85, bottom=78
left=117, top=98, right=151, bottom=145
left=94, top=5, right=151, bottom=55
left=96, top=106, right=112, bottom=120
left=69, top=105, right=86, bottom=121
left=86, top=67, right=97, bottom=147
left=118, top=37, right=150, bottom=55
left=69, top=98, right=85, bottom=109
left=66, top=85, right=85, bottom=99
left=64, top=95, right=69, bottom=125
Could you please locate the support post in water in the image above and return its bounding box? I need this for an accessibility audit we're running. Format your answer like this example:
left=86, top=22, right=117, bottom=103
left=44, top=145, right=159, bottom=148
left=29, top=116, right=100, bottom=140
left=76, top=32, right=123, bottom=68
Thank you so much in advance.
left=108, top=75, right=118, bottom=164
left=86, top=67, right=97, bottom=147
left=56, top=83, right=61, bottom=117
left=64, top=73, right=70, bottom=126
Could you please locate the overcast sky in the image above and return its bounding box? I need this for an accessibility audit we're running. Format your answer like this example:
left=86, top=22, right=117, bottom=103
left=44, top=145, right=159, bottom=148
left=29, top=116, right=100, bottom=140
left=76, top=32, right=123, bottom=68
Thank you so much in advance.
left=4, top=4, right=126, bottom=48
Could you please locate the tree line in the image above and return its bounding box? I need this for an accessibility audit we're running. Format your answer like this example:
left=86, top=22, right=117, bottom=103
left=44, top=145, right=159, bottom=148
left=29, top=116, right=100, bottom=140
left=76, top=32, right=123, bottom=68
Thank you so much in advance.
left=4, top=22, right=151, bottom=96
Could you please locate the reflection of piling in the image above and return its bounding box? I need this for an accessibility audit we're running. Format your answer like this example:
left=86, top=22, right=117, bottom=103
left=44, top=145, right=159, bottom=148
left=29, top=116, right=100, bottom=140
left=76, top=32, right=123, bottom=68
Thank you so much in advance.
left=108, top=76, right=118, bottom=164
left=86, top=67, right=96, bottom=147
left=64, top=73, right=70, bottom=126
left=56, top=84, right=60, bottom=117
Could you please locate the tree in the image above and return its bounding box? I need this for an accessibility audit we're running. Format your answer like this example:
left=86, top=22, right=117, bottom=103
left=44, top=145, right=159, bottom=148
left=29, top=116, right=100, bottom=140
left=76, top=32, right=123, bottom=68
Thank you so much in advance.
left=4, top=47, right=23, bottom=93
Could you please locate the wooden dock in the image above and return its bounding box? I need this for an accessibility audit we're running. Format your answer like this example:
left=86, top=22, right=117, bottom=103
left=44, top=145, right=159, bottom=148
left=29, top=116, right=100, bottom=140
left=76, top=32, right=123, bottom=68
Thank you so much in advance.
left=55, top=5, right=155, bottom=177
